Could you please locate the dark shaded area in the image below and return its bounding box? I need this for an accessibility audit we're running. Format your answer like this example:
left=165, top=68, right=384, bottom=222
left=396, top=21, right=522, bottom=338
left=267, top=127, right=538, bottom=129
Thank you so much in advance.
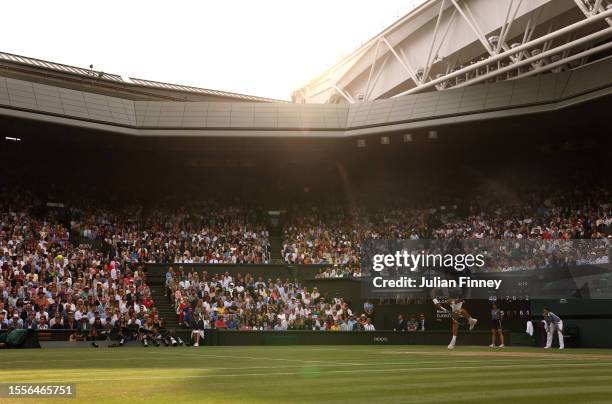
left=1, top=95, right=610, bottom=207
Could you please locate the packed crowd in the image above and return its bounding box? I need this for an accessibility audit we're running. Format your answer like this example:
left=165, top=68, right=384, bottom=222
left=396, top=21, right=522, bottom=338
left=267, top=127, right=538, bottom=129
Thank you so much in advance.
left=71, top=202, right=271, bottom=265
left=314, top=265, right=363, bottom=278
left=282, top=187, right=611, bottom=271
left=166, top=267, right=375, bottom=332
left=0, top=191, right=162, bottom=345
left=1, top=182, right=610, bottom=338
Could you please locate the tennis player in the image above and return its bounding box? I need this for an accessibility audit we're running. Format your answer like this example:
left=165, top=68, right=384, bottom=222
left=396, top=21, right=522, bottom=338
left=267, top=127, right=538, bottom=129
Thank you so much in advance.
left=434, top=297, right=477, bottom=349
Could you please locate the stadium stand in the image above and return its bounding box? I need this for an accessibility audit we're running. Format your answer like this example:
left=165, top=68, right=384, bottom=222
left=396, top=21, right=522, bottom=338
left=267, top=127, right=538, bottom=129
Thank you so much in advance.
left=282, top=187, right=611, bottom=269
left=0, top=191, right=163, bottom=345
left=2, top=152, right=609, bottom=337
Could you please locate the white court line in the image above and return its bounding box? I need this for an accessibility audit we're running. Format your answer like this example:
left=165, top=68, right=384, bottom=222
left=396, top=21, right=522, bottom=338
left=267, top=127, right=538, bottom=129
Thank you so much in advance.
left=2, top=356, right=184, bottom=364
left=2, top=358, right=583, bottom=378
left=146, top=351, right=366, bottom=366
left=309, top=347, right=612, bottom=361
left=8, top=361, right=612, bottom=384
left=145, top=348, right=612, bottom=364
left=377, top=350, right=610, bottom=359
left=0, top=347, right=364, bottom=367
left=5, top=346, right=609, bottom=368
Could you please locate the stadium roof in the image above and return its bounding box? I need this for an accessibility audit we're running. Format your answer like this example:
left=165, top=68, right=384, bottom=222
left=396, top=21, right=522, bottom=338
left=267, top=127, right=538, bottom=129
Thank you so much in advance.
left=0, top=51, right=285, bottom=103
left=125, top=77, right=283, bottom=102
left=1, top=54, right=610, bottom=138
left=293, top=0, right=612, bottom=103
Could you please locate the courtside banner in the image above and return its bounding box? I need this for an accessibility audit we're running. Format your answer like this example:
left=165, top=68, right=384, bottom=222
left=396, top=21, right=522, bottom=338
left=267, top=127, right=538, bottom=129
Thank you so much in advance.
left=360, top=239, right=611, bottom=300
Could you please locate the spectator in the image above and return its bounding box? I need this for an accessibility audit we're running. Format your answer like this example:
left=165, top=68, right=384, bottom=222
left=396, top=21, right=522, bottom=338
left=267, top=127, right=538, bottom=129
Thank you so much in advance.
left=190, top=313, right=205, bottom=347
left=406, top=316, right=418, bottom=332
left=417, top=313, right=427, bottom=331
left=394, top=314, right=406, bottom=331
left=364, top=318, right=376, bottom=331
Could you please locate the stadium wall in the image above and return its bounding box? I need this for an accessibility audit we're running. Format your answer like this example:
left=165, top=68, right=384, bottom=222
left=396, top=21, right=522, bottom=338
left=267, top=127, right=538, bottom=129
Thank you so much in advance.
left=530, top=300, right=612, bottom=348
left=371, top=301, right=529, bottom=333
left=197, top=330, right=503, bottom=346
left=146, top=263, right=326, bottom=283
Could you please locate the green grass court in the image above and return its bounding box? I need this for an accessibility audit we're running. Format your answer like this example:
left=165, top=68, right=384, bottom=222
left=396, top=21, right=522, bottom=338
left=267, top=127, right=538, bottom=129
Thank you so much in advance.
left=2, top=345, right=612, bottom=403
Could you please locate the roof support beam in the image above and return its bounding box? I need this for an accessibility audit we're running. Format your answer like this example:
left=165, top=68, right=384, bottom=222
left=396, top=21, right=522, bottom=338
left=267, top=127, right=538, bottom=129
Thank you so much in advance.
left=452, top=26, right=612, bottom=88
left=366, top=55, right=390, bottom=101
left=422, top=0, right=447, bottom=83
left=332, top=85, right=355, bottom=103
left=593, top=0, right=603, bottom=15
left=450, top=0, right=494, bottom=55
left=363, top=40, right=382, bottom=103
left=435, top=8, right=458, bottom=56
left=511, top=40, right=612, bottom=80
left=496, top=0, right=515, bottom=54
left=496, top=0, right=524, bottom=54
left=393, top=7, right=612, bottom=97
left=380, top=37, right=420, bottom=85
left=574, top=0, right=612, bottom=26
